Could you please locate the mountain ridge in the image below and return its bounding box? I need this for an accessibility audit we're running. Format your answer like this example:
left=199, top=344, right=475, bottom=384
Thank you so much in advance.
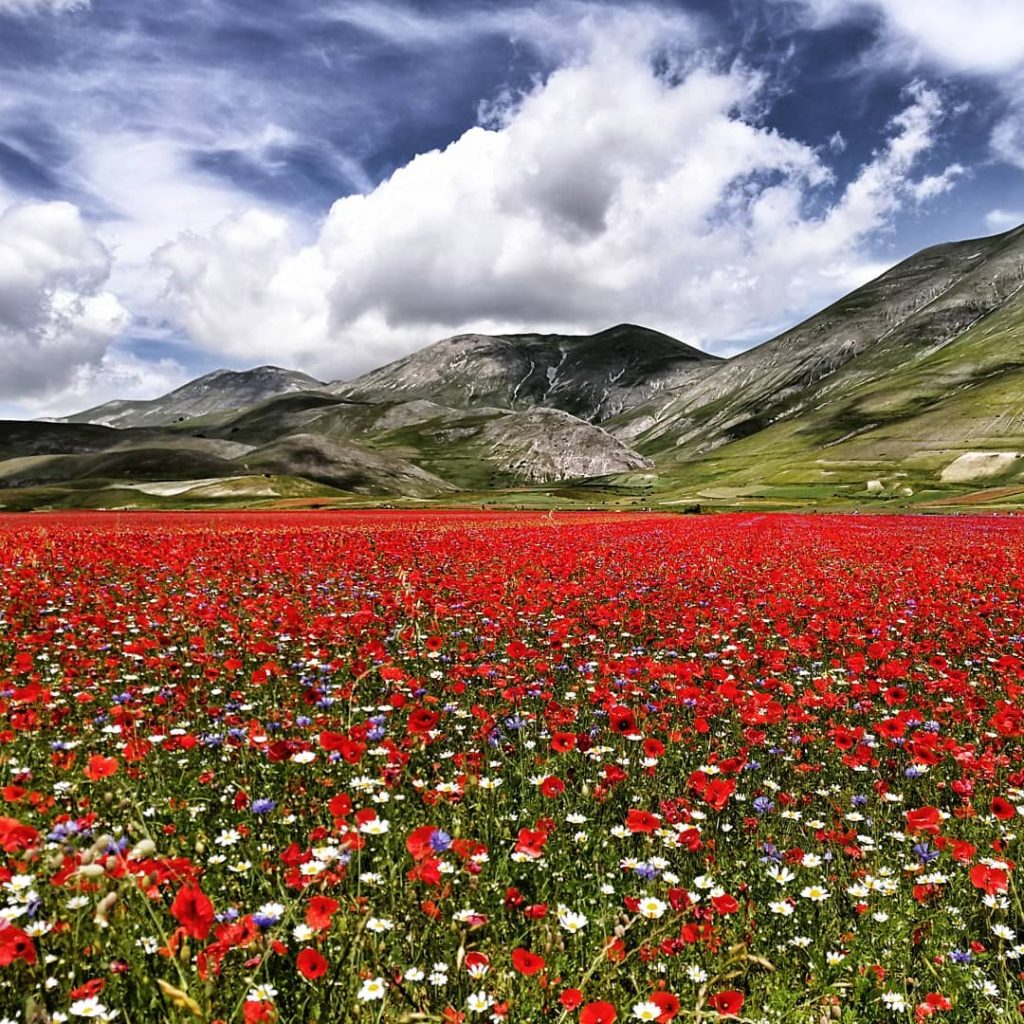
left=5, top=221, right=1024, bottom=510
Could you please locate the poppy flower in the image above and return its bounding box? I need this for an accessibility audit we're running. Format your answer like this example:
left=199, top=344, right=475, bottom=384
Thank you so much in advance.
left=608, top=706, right=637, bottom=735
left=464, top=951, right=490, bottom=976
left=650, top=992, right=680, bottom=1022
left=511, top=947, right=546, bottom=975
left=703, top=778, right=736, bottom=811
left=551, top=732, right=577, bottom=753
left=540, top=775, right=565, bottom=798
left=169, top=883, right=215, bottom=941
left=626, top=809, right=661, bottom=833
left=0, top=925, right=36, bottom=966
left=580, top=1001, right=618, bottom=1024
left=559, top=989, right=584, bottom=1011
left=514, top=828, right=548, bottom=858
left=991, top=796, right=1015, bottom=820
left=0, top=816, right=39, bottom=853
left=969, top=863, right=1008, bottom=895
left=83, top=754, right=119, bottom=781
left=305, top=895, right=339, bottom=930
left=69, top=979, right=106, bottom=1000
left=708, top=990, right=744, bottom=1016
left=712, top=893, right=739, bottom=915
left=242, top=1001, right=276, bottom=1024
left=297, top=948, right=328, bottom=980
left=905, top=806, right=942, bottom=833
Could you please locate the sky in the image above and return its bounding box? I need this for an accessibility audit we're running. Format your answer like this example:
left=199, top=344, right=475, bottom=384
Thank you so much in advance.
left=0, top=0, right=1022, bottom=418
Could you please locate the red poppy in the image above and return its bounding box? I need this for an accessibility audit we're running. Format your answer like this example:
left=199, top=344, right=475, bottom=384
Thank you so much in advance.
left=905, top=806, right=942, bottom=833
left=540, top=776, right=565, bottom=798
left=704, top=778, right=736, bottom=811
left=991, top=797, right=1015, bottom=820
left=69, top=979, right=106, bottom=1000
left=643, top=737, right=666, bottom=759
left=293, top=948, right=327, bottom=980
left=708, top=990, right=744, bottom=1016
left=305, top=895, right=339, bottom=930
left=712, top=893, right=739, bottom=915
left=608, top=706, right=637, bottom=735
left=242, top=1001, right=276, bottom=1023
left=327, top=793, right=352, bottom=818
left=580, top=1002, right=618, bottom=1024
left=170, top=883, right=215, bottom=941
left=650, top=992, right=680, bottom=1022
left=407, top=708, right=441, bottom=735
left=83, top=754, right=119, bottom=781
left=969, top=863, right=1008, bottom=895
left=626, top=809, right=661, bottom=833
left=559, top=989, right=584, bottom=1011
left=511, top=947, right=546, bottom=975
left=0, top=925, right=36, bottom=966
left=406, top=824, right=440, bottom=861
left=551, top=731, right=577, bottom=753
left=0, top=816, right=39, bottom=853
left=464, top=951, right=490, bottom=974
left=514, top=828, right=548, bottom=858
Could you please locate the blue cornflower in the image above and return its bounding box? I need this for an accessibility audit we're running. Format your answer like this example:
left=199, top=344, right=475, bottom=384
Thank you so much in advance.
left=429, top=830, right=452, bottom=853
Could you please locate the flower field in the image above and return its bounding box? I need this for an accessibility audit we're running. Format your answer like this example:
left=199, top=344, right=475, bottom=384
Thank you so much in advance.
left=2, top=510, right=1024, bottom=1024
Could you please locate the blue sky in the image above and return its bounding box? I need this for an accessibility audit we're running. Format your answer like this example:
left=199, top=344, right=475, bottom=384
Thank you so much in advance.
left=0, top=0, right=1022, bottom=416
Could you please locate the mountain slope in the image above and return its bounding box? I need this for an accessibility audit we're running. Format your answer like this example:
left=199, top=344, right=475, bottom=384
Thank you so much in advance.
left=237, top=434, right=453, bottom=497
left=200, top=393, right=650, bottom=486
left=64, top=366, right=325, bottom=428
left=336, top=324, right=720, bottom=422
left=612, top=224, right=1024, bottom=459
left=663, top=284, right=1024, bottom=493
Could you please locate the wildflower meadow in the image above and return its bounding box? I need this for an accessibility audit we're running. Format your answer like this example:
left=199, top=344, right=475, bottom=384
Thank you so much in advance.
left=2, top=510, right=1024, bottom=1024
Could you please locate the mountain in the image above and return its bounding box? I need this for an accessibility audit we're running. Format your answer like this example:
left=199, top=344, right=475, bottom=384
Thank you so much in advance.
left=63, top=366, right=325, bottom=428
left=601, top=223, right=1024, bottom=502
left=6, top=221, right=1024, bottom=511
left=335, top=323, right=720, bottom=422
left=611, top=224, right=1024, bottom=456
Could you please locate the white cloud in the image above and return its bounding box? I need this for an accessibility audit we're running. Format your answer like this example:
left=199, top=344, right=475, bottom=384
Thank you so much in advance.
left=155, top=29, right=959, bottom=380
left=783, top=1, right=1024, bottom=172
left=0, top=200, right=132, bottom=404
left=985, top=208, right=1024, bottom=232
left=11, top=347, right=188, bottom=420
left=791, top=0, right=1024, bottom=76
left=992, top=115, right=1024, bottom=170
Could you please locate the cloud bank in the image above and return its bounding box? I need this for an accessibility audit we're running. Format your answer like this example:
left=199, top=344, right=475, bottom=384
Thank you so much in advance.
left=157, top=31, right=960, bottom=381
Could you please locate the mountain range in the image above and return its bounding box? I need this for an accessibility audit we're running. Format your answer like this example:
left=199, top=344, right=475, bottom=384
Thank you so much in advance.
left=2, top=222, right=1023, bottom=512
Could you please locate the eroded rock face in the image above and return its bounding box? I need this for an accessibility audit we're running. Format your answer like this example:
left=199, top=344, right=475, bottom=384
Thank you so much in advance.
left=335, top=324, right=720, bottom=422
left=474, top=408, right=652, bottom=482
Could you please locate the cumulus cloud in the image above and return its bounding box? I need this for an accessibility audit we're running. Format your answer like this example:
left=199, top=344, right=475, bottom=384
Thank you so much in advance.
left=0, top=200, right=131, bottom=404
left=156, top=31, right=960, bottom=379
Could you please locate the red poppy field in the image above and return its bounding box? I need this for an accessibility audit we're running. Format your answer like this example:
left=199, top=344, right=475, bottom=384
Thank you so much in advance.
left=2, top=510, right=1024, bottom=1023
